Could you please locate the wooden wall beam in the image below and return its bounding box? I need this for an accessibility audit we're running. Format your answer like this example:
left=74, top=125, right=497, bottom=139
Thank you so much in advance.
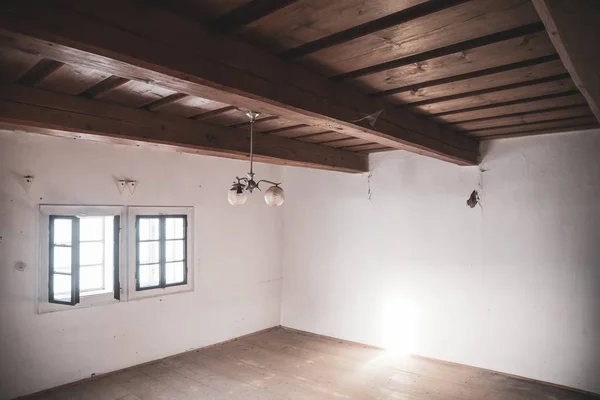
left=0, top=85, right=368, bottom=173
left=532, top=0, right=600, bottom=123
left=0, top=1, right=478, bottom=166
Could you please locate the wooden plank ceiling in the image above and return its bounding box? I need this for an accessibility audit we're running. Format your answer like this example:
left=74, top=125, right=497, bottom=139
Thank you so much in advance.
left=221, top=0, right=599, bottom=140
left=0, top=0, right=598, bottom=172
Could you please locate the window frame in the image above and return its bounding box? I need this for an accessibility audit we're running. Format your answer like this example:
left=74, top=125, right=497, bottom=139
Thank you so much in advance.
left=48, top=215, right=80, bottom=305
left=38, top=205, right=126, bottom=314
left=127, top=206, right=194, bottom=300
left=135, top=214, right=188, bottom=291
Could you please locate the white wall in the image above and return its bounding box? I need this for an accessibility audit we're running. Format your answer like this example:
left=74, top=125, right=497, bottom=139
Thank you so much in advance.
left=280, top=129, right=600, bottom=394
left=478, top=130, right=600, bottom=393
left=3, top=127, right=599, bottom=398
left=0, top=130, right=283, bottom=399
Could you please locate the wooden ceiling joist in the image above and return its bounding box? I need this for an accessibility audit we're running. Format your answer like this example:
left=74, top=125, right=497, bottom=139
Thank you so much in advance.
left=415, top=80, right=578, bottom=116
left=192, top=106, right=237, bottom=121
left=143, top=93, right=188, bottom=111
left=470, top=116, right=598, bottom=138
left=302, top=0, right=542, bottom=77
left=80, top=76, right=129, bottom=99
left=374, top=54, right=562, bottom=99
left=17, top=59, right=63, bottom=86
left=280, top=0, right=471, bottom=60
left=478, top=125, right=599, bottom=140
left=265, top=125, right=331, bottom=139
left=351, top=30, right=556, bottom=95
left=210, top=0, right=300, bottom=34
left=0, top=1, right=479, bottom=166
left=333, top=22, right=546, bottom=82
left=531, top=0, right=600, bottom=124
left=406, top=73, right=570, bottom=109
left=453, top=105, right=593, bottom=131
left=0, top=84, right=367, bottom=173
left=440, top=94, right=588, bottom=123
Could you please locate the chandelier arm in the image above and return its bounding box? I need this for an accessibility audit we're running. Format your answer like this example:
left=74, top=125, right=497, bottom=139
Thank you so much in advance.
left=256, top=179, right=281, bottom=186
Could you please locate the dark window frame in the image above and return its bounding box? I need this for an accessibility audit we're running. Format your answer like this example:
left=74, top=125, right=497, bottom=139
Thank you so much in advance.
left=135, top=215, right=188, bottom=291
left=48, top=215, right=120, bottom=305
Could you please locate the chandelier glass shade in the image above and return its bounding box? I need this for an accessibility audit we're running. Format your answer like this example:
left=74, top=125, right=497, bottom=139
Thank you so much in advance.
left=228, top=110, right=285, bottom=207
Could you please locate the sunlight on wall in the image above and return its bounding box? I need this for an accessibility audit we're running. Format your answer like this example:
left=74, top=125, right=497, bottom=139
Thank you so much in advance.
left=381, top=294, right=420, bottom=355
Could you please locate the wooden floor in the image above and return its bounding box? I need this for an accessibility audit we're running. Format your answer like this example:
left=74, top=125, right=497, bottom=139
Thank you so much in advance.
left=26, top=327, right=596, bottom=400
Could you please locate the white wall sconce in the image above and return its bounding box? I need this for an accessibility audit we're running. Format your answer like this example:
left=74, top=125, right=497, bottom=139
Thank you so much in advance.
left=117, top=179, right=138, bottom=194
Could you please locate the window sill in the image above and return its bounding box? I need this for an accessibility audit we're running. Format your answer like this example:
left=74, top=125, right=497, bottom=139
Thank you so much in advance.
left=127, top=282, right=194, bottom=301
left=38, top=292, right=119, bottom=314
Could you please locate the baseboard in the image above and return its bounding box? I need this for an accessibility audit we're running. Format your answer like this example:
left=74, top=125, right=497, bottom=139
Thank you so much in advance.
left=281, top=326, right=600, bottom=398
left=16, top=325, right=279, bottom=400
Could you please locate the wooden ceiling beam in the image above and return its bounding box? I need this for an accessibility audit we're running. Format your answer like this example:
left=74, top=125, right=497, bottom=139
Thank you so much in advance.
left=142, top=93, right=188, bottom=111
left=436, top=93, right=587, bottom=124
left=452, top=105, right=593, bottom=131
left=0, top=1, right=478, bottom=166
left=17, top=58, right=63, bottom=86
left=79, top=76, right=129, bottom=99
left=281, top=0, right=470, bottom=60
left=531, top=0, right=600, bottom=124
left=373, top=55, right=562, bottom=98
left=192, top=106, right=237, bottom=121
left=0, top=84, right=368, bottom=173
left=430, top=90, right=580, bottom=119
left=210, top=0, right=300, bottom=34
left=478, top=125, right=599, bottom=140
left=446, top=102, right=589, bottom=124
left=468, top=116, right=598, bottom=137
left=333, top=22, right=545, bottom=81
left=405, top=74, right=571, bottom=109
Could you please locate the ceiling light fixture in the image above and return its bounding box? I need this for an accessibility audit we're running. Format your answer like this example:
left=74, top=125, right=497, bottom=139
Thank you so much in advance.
left=228, top=110, right=285, bottom=207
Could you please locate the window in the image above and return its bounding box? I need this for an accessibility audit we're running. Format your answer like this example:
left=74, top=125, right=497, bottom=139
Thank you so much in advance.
left=39, top=205, right=193, bottom=312
left=136, top=215, right=187, bottom=290
left=127, top=206, right=193, bottom=300
left=49, top=215, right=120, bottom=305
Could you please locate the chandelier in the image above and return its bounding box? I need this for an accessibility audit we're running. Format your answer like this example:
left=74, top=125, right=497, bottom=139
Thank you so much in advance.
left=228, top=110, right=285, bottom=207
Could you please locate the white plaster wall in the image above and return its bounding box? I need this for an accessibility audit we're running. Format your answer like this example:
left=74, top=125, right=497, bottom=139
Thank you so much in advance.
left=0, top=130, right=283, bottom=399
left=477, top=130, right=600, bottom=393
left=280, top=129, right=600, bottom=394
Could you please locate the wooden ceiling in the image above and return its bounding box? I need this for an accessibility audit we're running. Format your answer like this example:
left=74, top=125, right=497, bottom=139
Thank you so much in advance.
left=0, top=0, right=598, bottom=172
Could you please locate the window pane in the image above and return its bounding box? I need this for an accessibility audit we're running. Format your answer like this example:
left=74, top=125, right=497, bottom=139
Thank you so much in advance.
left=139, top=263, right=160, bottom=288
left=53, top=219, right=72, bottom=245
left=53, top=246, right=72, bottom=274
left=80, top=242, right=104, bottom=266
left=139, top=218, right=159, bottom=240
left=80, top=265, right=104, bottom=292
left=53, top=274, right=72, bottom=302
left=165, top=240, right=185, bottom=262
left=165, top=262, right=185, bottom=285
left=165, top=217, right=185, bottom=239
left=139, top=241, right=159, bottom=264
left=80, top=217, right=104, bottom=241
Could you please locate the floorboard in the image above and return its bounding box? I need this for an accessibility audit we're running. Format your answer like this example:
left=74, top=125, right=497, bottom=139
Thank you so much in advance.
left=22, top=327, right=597, bottom=399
